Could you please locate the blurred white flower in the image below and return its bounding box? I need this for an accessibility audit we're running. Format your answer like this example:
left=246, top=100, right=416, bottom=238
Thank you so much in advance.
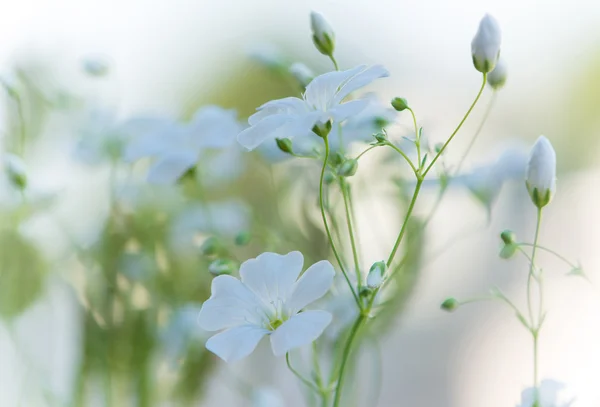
left=310, top=11, right=335, bottom=56
left=161, top=304, right=208, bottom=366
left=251, top=387, right=285, bottom=407
left=82, top=56, right=109, bottom=77
left=517, top=380, right=575, bottom=407
left=487, top=57, right=508, bottom=89
left=237, top=64, right=389, bottom=151
left=248, top=44, right=286, bottom=70
left=125, top=106, right=242, bottom=184
left=198, top=251, right=334, bottom=362
left=526, top=136, right=556, bottom=208
left=74, top=109, right=128, bottom=164
left=471, top=14, right=502, bottom=73
left=289, top=62, right=315, bottom=87
left=3, top=153, right=27, bottom=189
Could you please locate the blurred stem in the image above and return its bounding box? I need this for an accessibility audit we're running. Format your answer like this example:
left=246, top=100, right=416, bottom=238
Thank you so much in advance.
left=286, top=353, right=320, bottom=393
left=518, top=242, right=578, bottom=270
left=332, top=314, right=365, bottom=407
left=423, top=73, right=487, bottom=177
left=340, top=179, right=362, bottom=288
left=527, top=207, right=543, bottom=397
left=329, top=55, right=340, bottom=71
left=319, top=135, right=361, bottom=307
left=407, top=108, right=421, bottom=170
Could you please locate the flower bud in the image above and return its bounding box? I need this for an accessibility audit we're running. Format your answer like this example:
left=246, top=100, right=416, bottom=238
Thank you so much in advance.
left=471, top=14, right=502, bottom=73
left=487, top=57, right=507, bottom=89
left=441, top=298, right=459, bottom=312
left=337, top=159, right=358, bottom=177
left=234, top=231, right=251, bottom=246
left=82, top=56, right=109, bottom=77
left=500, top=229, right=516, bottom=245
left=3, top=153, right=27, bottom=190
left=200, top=236, right=222, bottom=256
left=208, top=259, right=237, bottom=276
left=391, top=97, right=409, bottom=112
left=526, top=136, right=556, bottom=209
left=289, top=62, right=314, bottom=88
left=312, top=120, right=332, bottom=138
left=366, top=261, right=386, bottom=289
left=499, top=244, right=517, bottom=259
left=323, top=171, right=336, bottom=185
left=275, top=138, right=294, bottom=154
left=374, top=132, right=387, bottom=143
left=310, top=11, right=335, bottom=57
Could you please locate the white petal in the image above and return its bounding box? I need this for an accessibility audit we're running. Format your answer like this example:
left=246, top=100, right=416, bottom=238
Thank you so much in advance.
left=198, top=275, right=266, bottom=331
left=146, top=151, right=197, bottom=184
left=205, top=325, right=268, bottom=362
left=333, top=65, right=389, bottom=104
left=249, top=97, right=308, bottom=125
left=287, top=260, right=335, bottom=313
left=304, top=66, right=365, bottom=110
left=188, top=106, right=242, bottom=150
left=269, top=310, right=332, bottom=356
left=240, top=251, right=304, bottom=306
left=329, top=99, right=369, bottom=122
left=123, top=120, right=186, bottom=162
left=237, top=115, right=290, bottom=151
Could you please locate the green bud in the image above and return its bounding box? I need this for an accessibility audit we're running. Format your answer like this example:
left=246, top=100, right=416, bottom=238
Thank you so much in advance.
left=366, top=261, right=386, bottom=289
left=3, top=153, right=27, bottom=190
left=391, top=97, right=409, bottom=112
left=275, top=138, right=294, bottom=154
left=312, top=121, right=332, bottom=138
left=310, top=12, right=336, bottom=57
left=359, top=286, right=373, bottom=298
left=323, top=171, right=336, bottom=185
left=200, top=236, right=222, bottom=256
left=374, top=132, right=387, bottom=143
left=208, top=259, right=237, bottom=276
left=440, top=297, right=460, bottom=312
left=330, top=152, right=344, bottom=166
left=373, top=116, right=389, bottom=129
left=434, top=142, right=444, bottom=154
left=337, top=159, right=358, bottom=177
left=499, top=243, right=517, bottom=259
left=500, top=230, right=516, bottom=245
left=234, top=231, right=251, bottom=246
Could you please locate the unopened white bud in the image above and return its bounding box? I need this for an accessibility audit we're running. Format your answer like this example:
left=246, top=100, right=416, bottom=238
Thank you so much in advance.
left=366, top=261, right=386, bottom=289
left=471, top=14, right=502, bottom=73
left=289, top=63, right=314, bottom=88
left=487, top=57, right=507, bottom=89
left=310, top=11, right=335, bottom=56
left=526, top=136, right=556, bottom=208
left=3, top=153, right=27, bottom=189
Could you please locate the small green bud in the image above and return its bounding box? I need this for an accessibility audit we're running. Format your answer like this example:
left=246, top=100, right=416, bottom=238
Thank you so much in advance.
left=3, top=153, right=27, bottom=190
left=330, top=152, right=344, bottom=166
left=359, top=286, right=373, bottom=298
left=275, top=137, right=294, bottom=154
left=312, top=121, right=332, bottom=138
left=373, top=116, right=389, bottom=129
left=366, top=261, right=386, bottom=289
left=200, top=236, right=222, bottom=256
left=391, top=97, right=409, bottom=112
left=434, top=142, right=444, bottom=154
left=208, top=259, right=237, bottom=276
left=441, top=297, right=460, bottom=312
left=499, top=243, right=517, bottom=259
left=337, top=159, right=358, bottom=177
left=500, top=230, right=516, bottom=245
left=323, top=171, right=336, bottom=185
left=234, top=231, right=251, bottom=246
left=374, top=132, right=387, bottom=143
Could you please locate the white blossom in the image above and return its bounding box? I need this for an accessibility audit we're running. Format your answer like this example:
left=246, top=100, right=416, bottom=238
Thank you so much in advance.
left=198, top=251, right=334, bottom=362
left=289, top=62, right=315, bottom=87
left=471, top=14, right=502, bottom=73
left=517, top=380, right=575, bottom=407
left=82, top=56, right=109, bottom=77
left=526, top=136, right=556, bottom=208
left=487, top=57, right=508, bottom=89
left=125, top=106, right=242, bottom=184
left=237, top=65, right=389, bottom=151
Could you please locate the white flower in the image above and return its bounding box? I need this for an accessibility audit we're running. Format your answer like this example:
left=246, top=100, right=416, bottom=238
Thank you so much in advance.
left=471, top=14, right=502, bottom=73
left=237, top=64, right=389, bottom=151
left=526, top=136, right=556, bottom=208
left=310, top=11, right=335, bottom=56
left=487, top=57, right=507, bottom=89
left=125, top=106, right=242, bottom=184
left=3, top=153, right=27, bottom=189
left=82, top=56, right=109, bottom=77
left=198, top=251, right=335, bottom=362
left=517, top=380, right=575, bottom=407
left=289, top=62, right=315, bottom=87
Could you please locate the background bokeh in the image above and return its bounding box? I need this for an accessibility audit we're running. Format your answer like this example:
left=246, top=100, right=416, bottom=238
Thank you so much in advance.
left=0, top=1, right=599, bottom=406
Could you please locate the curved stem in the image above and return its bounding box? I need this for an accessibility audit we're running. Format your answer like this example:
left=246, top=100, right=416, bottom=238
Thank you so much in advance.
left=340, top=179, right=362, bottom=287
left=332, top=314, right=365, bottom=407
left=355, top=144, right=380, bottom=161
left=319, top=135, right=361, bottom=307
left=384, top=142, right=418, bottom=175
left=329, top=55, right=340, bottom=71
left=518, top=243, right=577, bottom=270
left=286, top=353, right=320, bottom=393
left=407, top=108, right=421, bottom=169
left=423, top=73, right=487, bottom=177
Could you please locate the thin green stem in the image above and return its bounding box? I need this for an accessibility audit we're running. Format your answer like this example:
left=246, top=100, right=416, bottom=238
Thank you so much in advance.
left=319, top=135, right=361, bottom=307
left=329, top=55, right=340, bottom=71
left=340, top=179, right=362, bottom=288
left=355, top=144, right=380, bottom=161
left=286, top=353, right=320, bottom=393
left=423, top=73, right=487, bottom=177
left=518, top=243, right=577, bottom=270
left=384, top=142, right=418, bottom=175
left=527, top=207, right=543, bottom=392
left=407, top=108, right=421, bottom=170
left=332, top=314, right=366, bottom=407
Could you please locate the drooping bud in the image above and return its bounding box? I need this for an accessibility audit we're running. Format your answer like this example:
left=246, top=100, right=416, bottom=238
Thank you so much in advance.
left=487, top=57, right=507, bottom=89
left=526, top=136, right=556, bottom=209
left=200, top=236, right=222, bottom=256
left=366, top=261, right=386, bottom=289
left=208, top=259, right=237, bottom=276
left=337, top=159, right=358, bottom=177
left=323, top=171, right=336, bottom=185
left=3, top=153, right=27, bottom=190
left=312, top=120, right=332, bottom=138
left=499, top=244, right=517, bottom=259
left=500, top=229, right=516, bottom=245
left=275, top=138, right=294, bottom=154
left=391, top=97, right=409, bottom=112
left=310, top=11, right=335, bottom=57
left=441, top=298, right=460, bottom=312
left=289, top=62, right=314, bottom=88
left=374, top=132, right=387, bottom=143
left=471, top=14, right=502, bottom=73
left=234, top=231, right=251, bottom=246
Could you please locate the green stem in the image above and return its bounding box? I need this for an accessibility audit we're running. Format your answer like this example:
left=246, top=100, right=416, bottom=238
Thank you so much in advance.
left=407, top=108, right=421, bottom=170
left=319, top=135, right=361, bottom=307
left=355, top=144, right=380, bottom=161
left=340, top=179, right=362, bottom=288
left=329, top=55, right=340, bottom=71
left=384, top=142, right=418, bottom=175
left=518, top=243, right=577, bottom=270
left=423, top=73, right=487, bottom=177
left=527, top=207, right=543, bottom=392
left=332, top=314, right=366, bottom=407
left=286, top=353, right=320, bottom=393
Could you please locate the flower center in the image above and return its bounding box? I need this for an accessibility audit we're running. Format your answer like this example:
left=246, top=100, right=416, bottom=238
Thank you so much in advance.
left=269, top=318, right=284, bottom=331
